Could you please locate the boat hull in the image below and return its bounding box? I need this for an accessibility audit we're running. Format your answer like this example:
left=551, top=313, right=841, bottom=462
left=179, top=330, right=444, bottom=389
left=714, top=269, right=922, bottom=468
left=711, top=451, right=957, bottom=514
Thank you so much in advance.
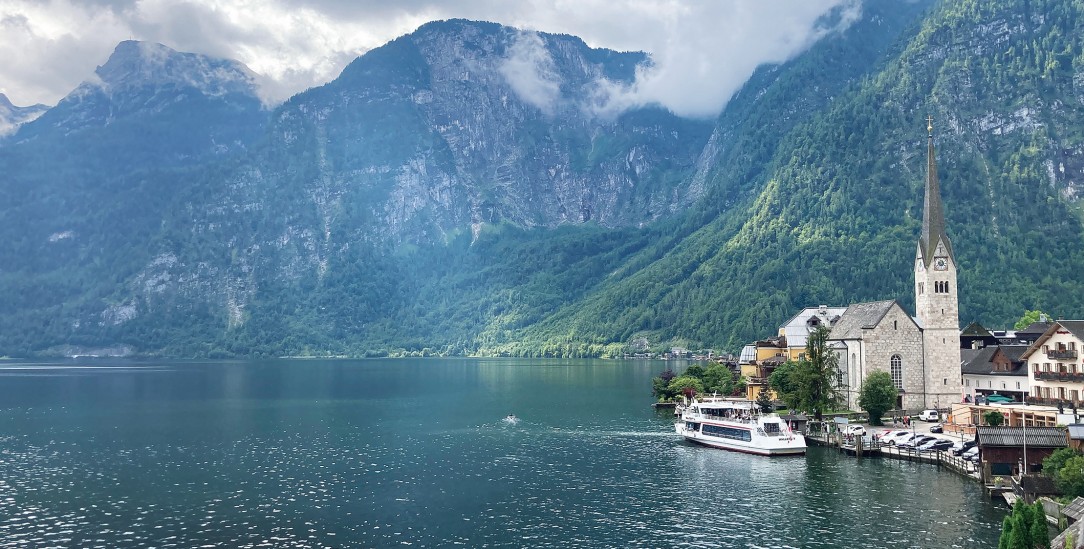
left=674, top=422, right=807, bottom=456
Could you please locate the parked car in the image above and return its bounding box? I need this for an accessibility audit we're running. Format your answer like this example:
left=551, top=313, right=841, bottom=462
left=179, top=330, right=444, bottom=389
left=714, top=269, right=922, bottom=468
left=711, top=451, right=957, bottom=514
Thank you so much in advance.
left=899, top=435, right=937, bottom=449
left=893, top=432, right=920, bottom=447
left=878, top=430, right=909, bottom=444
left=844, top=424, right=866, bottom=436
left=951, top=440, right=978, bottom=456
left=917, top=438, right=954, bottom=452
left=919, top=409, right=940, bottom=422
left=961, top=446, right=980, bottom=462
left=930, top=423, right=944, bottom=433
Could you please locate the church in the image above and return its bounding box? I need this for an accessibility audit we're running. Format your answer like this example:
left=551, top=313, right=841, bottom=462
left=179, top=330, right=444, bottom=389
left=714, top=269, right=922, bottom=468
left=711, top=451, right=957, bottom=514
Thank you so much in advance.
left=830, top=120, right=962, bottom=412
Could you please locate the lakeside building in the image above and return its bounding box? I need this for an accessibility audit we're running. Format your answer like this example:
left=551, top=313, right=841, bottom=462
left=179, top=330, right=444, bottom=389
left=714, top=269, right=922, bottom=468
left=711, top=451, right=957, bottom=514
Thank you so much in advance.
left=740, top=306, right=847, bottom=401
left=961, top=344, right=1029, bottom=403
left=827, top=122, right=961, bottom=411
left=976, top=426, right=1067, bottom=477
left=1021, top=320, right=1084, bottom=407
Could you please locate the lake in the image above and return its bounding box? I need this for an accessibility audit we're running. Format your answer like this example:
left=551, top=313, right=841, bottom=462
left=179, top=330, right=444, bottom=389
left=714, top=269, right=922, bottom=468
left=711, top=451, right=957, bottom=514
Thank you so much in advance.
left=0, top=358, right=1004, bottom=547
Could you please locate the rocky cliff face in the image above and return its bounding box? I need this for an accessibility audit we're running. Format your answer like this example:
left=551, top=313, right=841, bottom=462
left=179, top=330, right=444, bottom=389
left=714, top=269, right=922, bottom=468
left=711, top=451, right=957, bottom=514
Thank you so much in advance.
left=124, top=20, right=715, bottom=345
left=247, top=20, right=712, bottom=245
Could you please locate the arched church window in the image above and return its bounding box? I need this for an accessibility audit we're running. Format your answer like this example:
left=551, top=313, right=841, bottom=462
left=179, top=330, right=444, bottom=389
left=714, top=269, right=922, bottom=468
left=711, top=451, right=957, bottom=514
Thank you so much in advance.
left=890, top=355, right=903, bottom=390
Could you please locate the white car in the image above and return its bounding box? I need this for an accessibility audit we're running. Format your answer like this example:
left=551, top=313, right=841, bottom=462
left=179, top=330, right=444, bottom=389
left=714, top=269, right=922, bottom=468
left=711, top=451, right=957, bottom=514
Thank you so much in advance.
left=878, top=430, right=910, bottom=445
left=893, top=432, right=923, bottom=447
left=843, top=424, right=866, bottom=436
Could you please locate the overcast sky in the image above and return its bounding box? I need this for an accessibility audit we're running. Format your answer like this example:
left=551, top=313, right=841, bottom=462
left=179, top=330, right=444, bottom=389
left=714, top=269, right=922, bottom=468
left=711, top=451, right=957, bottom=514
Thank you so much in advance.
left=0, top=0, right=858, bottom=118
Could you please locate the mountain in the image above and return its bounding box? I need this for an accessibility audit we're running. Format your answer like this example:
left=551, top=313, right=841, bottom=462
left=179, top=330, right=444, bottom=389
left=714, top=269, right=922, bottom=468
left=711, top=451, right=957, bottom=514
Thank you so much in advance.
left=516, top=0, right=1084, bottom=353
left=5, top=0, right=1084, bottom=358
left=0, top=41, right=269, bottom=356
left=8, top=40, right=266, bottom=160
left=0, top=93, right=49, bottom=137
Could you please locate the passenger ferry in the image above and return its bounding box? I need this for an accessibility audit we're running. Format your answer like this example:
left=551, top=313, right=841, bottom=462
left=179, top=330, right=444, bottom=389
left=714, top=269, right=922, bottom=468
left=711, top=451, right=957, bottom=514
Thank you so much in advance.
left=675, top=397, right=806, bottom=456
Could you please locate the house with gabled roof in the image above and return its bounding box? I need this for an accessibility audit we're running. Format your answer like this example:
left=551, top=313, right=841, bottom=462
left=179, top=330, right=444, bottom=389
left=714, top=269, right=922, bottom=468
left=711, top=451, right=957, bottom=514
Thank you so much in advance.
left=779, top=305, right=847, bottom=360
left=829, top=300, right=924, bottom=410
left=1022, top=320, right=1084, bottom=407
left=976, top=426, right=1067, bottom=477
left=961, top=321, right=999, bottom=350
left=961, top=344, right=1029, bottom=403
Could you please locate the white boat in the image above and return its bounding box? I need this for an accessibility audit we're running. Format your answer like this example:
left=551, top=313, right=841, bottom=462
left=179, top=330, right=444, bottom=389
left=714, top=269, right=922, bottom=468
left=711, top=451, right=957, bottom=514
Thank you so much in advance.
left=674, top=397, right=806, bottom=456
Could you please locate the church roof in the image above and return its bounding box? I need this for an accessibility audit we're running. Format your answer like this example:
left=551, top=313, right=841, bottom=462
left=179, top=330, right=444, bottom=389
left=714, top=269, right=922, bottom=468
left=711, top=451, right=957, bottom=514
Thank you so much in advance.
left=918, top=125, right=954, bottom=266
left=828, top=300, right=909, bottom=340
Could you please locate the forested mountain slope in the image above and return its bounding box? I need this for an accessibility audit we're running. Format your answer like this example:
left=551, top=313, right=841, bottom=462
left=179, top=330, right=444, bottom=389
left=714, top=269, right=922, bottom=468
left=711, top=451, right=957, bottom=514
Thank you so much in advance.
left=4, top=0, right=1084, bottom=358
left=513, top=0, right=1084, bottom=354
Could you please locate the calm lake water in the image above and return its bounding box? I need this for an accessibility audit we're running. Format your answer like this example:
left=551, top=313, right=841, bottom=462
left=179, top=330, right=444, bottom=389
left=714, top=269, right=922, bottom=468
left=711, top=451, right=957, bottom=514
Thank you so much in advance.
left=0, top=358, right=1003, bottom=547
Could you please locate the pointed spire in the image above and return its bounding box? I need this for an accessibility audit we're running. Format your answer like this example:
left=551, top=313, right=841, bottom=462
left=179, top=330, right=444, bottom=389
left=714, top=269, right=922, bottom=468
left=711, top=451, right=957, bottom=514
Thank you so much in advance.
left=919, top=116, right=953, bottom=265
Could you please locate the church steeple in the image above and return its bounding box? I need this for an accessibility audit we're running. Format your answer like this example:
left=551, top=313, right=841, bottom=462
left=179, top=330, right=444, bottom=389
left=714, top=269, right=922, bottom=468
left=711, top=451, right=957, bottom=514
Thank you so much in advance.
left=919, top=116, right=953, bottom=267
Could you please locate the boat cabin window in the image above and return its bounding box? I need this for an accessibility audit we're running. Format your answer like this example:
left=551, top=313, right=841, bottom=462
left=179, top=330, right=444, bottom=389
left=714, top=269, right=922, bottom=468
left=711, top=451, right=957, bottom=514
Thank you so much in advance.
left=763, top=422, right=781, bottom=434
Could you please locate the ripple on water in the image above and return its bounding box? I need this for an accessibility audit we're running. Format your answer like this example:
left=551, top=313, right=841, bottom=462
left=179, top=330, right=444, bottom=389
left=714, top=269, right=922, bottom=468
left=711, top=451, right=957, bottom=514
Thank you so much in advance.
left=0, top=411, right=1002, bottom=548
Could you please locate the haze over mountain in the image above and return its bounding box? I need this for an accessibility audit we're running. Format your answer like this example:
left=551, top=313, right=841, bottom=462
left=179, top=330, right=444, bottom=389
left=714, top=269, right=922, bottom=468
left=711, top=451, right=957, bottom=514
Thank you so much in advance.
left=0, top=93, right=48, bottom=137
left=3, top=0, right=1084, bottom=358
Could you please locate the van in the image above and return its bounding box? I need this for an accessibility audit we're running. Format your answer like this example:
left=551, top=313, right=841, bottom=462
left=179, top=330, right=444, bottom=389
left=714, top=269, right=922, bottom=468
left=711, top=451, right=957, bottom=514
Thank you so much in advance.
left=919, top=409, right=939, bottom=422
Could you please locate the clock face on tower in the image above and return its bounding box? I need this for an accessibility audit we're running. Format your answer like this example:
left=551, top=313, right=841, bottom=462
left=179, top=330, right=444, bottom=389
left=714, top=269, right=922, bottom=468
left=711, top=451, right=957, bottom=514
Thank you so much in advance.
left=934, top=257, right=948, bottom=271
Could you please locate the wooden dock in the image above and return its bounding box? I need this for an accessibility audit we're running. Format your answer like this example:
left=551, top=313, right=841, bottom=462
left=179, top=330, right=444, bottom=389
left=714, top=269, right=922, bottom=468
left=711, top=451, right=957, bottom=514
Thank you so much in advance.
left=806, top=432, right=981, bottom=482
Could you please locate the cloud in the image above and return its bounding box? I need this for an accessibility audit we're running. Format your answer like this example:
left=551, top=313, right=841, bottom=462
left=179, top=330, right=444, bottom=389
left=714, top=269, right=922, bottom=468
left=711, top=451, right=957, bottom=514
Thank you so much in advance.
left=0, top=0, right=856, bottom=117
left=498, top=31, right=561, bottom=115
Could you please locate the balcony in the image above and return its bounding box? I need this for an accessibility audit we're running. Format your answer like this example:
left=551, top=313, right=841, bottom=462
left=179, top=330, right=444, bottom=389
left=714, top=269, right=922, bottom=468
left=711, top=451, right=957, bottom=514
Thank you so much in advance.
left=1047, top=349, right=1078, bottom=360
left=1033, top=371, right=1084, bottom=382
left=1028, top=396, right=1083, bottom=408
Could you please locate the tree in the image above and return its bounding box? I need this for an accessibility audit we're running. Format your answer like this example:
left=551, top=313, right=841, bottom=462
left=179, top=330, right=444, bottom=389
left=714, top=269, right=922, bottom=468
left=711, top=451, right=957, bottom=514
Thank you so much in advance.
left=668, top=376, right=704, bottom=399
left=702, top=363, right=735, bottom=395
left=858, top=371, right=897, bottom=425
left=769, top=360, right=801, bottom=410
left=1056, top=456, right=1084, bottom=499
left=684, top=363, right=706, bottom=379
left=1042, top=447, right=1082, bottom=477
left=651, top=368, right=678, bottom=402
left=792, top=326, right=843, bottom=421
left=998, top=501, right=1049, bottom=549
left=755, top=384, right=775, bottom=413
left=1014, top=310, right=1050, bottom=331
left=984, top=410, right=1006, bottom=427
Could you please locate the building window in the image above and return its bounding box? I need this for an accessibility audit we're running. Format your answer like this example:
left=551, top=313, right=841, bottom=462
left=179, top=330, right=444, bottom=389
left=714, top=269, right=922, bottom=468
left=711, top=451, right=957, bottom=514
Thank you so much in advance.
left=890, top=355, right=903, bottom=389
left=1072, top=390, right=1080, bottom=402
left=1017, top=382, right=1021, bottom=390
left=1059, top=387, right=1067, bottom=400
